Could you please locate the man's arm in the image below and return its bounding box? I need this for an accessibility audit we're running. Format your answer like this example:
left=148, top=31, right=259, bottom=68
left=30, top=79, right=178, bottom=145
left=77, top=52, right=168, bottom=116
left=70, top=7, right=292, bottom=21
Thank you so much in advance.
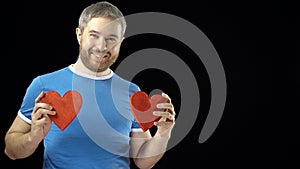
left=5, top=92, right=55, bottom=160
left=4, top=116, right=40, bottom=159
left=130, top=128, right=172, bottom=169
left=130, top=93, right=175, bottom=169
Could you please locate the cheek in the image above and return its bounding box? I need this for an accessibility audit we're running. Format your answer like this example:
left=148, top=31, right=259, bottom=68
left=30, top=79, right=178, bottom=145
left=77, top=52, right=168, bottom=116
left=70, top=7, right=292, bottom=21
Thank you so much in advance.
left=113, top=47, right=120, bottom=53
left=81, top=36, right=96, bottom=47
left=82, top=39, right=92, bottom=48
left=110, top=45, right=121, bottom=55
left=110, top=49, right=120, bottom=62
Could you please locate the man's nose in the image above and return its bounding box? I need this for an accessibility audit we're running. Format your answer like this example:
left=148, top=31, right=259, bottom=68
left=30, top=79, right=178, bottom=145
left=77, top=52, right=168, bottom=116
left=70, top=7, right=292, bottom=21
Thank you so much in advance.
left=96, top=37, right=107, bottom=51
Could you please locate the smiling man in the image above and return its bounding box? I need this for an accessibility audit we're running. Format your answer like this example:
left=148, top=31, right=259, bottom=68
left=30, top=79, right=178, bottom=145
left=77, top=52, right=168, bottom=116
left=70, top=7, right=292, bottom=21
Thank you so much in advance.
left=4, top=1, right=176, bottom=169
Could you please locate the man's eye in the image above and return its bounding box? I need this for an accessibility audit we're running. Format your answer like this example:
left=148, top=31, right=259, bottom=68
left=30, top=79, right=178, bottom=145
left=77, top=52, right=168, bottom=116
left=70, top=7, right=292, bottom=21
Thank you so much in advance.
left=90, top=34, right=99, bottom=38
left=106, top=38, right=117, bottom=43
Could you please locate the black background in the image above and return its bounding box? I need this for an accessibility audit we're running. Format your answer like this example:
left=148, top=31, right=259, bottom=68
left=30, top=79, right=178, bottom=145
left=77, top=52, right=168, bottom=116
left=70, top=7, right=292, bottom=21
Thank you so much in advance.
left=1, top=0, right=296, bottom=168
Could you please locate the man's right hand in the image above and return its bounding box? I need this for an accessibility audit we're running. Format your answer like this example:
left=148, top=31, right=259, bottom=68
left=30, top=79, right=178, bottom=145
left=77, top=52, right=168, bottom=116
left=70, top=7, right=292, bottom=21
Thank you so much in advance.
left=30, top=91, right=56, bottom=143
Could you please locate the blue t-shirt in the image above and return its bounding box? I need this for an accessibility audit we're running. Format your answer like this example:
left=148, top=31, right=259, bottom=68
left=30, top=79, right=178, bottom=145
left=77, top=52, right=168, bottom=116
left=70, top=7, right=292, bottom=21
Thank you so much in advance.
left=18, top=65, right=142, bottom=169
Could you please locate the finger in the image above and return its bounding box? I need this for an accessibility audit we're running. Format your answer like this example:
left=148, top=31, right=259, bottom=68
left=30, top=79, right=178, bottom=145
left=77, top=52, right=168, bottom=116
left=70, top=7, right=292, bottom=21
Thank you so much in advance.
left=154, top=121, right=174, bottom=126
left=33, top=115, right=52, bottom=126
left=39, top=107, right=56, bottom=116
left=33, top=102, right=54, bottom=115
left=157, top=103, right=174, bottom=111
left=153, top=111, right=175, bottom=121
left=157, top=104, right=176, bottom=118
left=162, top=92, right=171, bottom=102
left=167, top=108, right=176, bottom=116
left=153, top=111, right=169, bottom=117
left=32, top=105, right=56, bottom=121
left=35, top=91, right=45, bottom=103
left=33, top=92, right=49, bottom=113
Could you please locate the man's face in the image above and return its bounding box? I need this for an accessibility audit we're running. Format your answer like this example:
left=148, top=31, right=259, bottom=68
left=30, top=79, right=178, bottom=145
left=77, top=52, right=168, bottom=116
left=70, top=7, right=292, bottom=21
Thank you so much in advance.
left=78, top=17, right=123, bottom=72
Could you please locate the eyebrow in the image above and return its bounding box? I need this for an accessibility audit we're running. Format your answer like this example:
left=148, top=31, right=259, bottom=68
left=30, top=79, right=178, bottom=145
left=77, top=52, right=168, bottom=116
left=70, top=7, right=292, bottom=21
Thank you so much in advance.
left=88, top=30, right=119, bottom=39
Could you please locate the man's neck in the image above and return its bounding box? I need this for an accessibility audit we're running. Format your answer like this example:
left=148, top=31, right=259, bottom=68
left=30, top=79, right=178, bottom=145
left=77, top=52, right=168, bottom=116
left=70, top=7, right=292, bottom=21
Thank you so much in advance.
left=72, top=60, right=111, bottom=77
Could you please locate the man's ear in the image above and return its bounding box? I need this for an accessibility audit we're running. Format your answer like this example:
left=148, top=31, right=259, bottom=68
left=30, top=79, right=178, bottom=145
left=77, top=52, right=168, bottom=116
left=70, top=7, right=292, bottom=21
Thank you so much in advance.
left=75, top=28, right=82, bottom=45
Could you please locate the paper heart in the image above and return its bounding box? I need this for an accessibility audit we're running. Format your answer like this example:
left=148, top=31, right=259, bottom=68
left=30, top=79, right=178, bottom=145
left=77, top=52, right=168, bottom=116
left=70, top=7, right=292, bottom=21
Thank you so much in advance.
left=41, top=90, right=82, bottom=131
left=130, top=91, right=169, bottom=132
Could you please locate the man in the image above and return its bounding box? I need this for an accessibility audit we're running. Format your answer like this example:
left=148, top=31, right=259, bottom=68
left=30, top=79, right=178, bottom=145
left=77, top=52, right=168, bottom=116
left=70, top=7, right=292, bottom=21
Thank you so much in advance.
left=4, top=1, right=175, bottom=169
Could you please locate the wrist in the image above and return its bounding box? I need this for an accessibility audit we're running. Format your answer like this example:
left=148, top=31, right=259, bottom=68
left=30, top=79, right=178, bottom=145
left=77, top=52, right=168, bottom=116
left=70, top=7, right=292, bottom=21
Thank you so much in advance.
left=155, top=128, right=172, bottom=140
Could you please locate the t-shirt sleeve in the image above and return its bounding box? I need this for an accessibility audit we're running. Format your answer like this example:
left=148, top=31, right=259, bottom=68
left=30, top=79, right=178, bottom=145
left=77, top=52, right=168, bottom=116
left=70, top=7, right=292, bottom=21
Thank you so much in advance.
left=131, top=119, right=143, bottom=132
left=18, top=76, right=44, bottom=124
left=129, top=82, right=143, bottom=132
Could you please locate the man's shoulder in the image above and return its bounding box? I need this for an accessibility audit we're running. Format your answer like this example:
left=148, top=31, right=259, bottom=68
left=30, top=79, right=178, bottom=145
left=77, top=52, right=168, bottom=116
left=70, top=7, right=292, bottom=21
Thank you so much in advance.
left=112, top=72, right=140, bottom=90
left=39, top=66, right=70, bottom=78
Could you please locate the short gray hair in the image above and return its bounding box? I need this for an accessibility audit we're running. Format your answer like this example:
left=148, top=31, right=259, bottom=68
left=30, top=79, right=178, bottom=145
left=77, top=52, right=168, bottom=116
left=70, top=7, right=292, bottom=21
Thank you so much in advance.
left=78, top=1, right=126, bottom=36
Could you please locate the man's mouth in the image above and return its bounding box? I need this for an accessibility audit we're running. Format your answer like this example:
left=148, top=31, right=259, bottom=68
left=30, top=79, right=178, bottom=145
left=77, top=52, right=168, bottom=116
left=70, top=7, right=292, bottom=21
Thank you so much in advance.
left=93, top=53, right=108, bottom=58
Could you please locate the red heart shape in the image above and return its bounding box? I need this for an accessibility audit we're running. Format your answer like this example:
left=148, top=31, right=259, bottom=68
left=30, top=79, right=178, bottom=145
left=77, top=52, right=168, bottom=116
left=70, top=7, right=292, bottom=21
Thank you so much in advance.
left=41, top=90, right=82, bottom=131
left=130, top=91, right=169, bottom=132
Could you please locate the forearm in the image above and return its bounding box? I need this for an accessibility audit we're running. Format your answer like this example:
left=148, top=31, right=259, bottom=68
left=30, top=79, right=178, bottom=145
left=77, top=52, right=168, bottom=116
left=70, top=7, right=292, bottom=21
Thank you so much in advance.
left=134, top=130, right=171, bottom=169
left=5, top=132, right=41, bottom=160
